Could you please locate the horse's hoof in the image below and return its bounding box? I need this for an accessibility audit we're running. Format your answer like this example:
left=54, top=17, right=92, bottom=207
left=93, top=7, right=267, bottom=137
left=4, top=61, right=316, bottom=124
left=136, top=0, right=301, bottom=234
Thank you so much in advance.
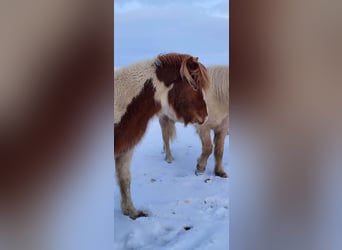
left=196, top=164, right=205, bottom=175
left=195, top=169, right=205, bottom=176
left=215, top=171, right=228, bottom=178
left=129, top=210, right=148, bottom=220
left=165, top=156, right=174, bottom=163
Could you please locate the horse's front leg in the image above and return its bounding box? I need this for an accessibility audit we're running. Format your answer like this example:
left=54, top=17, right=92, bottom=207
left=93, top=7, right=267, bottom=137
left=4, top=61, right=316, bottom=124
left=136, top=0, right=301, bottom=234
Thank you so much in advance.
left=196, top=126, right=213, bottom=175
left=115, top=149, right=148, bottom=219
left=213, top=127, right=228, bottom=178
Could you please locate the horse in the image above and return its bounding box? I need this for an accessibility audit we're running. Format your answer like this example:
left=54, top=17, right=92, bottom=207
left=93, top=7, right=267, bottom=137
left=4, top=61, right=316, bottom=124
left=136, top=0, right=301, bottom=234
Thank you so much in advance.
left=114, top=53, right=210, bottom=219
left=158, top=65, right=229, bottom=177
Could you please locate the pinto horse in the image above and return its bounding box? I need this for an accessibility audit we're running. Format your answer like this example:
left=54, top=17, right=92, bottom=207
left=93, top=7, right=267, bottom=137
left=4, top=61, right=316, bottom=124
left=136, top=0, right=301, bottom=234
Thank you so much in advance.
left=114, top=53, right=210, bottom=219
left=159, top=65, right=229, bottom=177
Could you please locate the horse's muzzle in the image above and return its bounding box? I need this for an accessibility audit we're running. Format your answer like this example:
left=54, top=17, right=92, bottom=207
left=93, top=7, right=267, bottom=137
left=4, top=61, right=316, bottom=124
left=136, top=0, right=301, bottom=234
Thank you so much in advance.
left=195, top=115, right=208, bottom=125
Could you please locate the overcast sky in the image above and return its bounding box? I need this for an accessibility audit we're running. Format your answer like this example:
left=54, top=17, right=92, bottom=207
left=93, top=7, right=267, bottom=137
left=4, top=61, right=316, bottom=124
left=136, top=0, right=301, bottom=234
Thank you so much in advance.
left=114, top=0, right=229, bottom=67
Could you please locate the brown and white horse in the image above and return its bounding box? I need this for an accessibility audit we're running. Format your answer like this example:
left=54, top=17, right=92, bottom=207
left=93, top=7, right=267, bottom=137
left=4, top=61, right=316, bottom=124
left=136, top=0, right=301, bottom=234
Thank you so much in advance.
left=114, top=53, right=210, bottom=219
left=159, top=65, right=229, bottom=177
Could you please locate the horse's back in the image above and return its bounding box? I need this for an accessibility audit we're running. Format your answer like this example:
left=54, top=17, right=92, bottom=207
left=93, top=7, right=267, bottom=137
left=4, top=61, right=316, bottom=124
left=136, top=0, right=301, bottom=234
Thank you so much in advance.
left=207, top=65, right=229, bottom=106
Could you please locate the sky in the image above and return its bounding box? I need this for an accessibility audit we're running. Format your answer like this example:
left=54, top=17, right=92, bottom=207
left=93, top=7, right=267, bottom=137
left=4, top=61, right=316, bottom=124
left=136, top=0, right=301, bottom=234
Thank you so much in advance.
left=114, top=0, right=229, bottom=67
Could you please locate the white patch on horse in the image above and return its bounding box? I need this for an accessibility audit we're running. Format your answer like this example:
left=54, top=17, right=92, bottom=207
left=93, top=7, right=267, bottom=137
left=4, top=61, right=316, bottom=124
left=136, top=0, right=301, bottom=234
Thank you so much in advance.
left=155, top=83, right=179, bottom=122
left=114, top=59, right=157, bottom=124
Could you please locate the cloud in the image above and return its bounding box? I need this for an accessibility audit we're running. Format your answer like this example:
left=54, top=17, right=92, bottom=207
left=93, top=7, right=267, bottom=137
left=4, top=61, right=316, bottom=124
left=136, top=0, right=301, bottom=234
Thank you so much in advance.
left=114, top=6, right=229, bottom=67
left=114, top=0, right=229, bottom=19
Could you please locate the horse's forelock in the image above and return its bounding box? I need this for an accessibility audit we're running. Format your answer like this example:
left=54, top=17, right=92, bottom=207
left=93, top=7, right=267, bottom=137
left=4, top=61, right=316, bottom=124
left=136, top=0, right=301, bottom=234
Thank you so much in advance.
left=180, top=57, right=198, bottom=90
left=195, top=62, right=210, bottom=90
left=180, top=59, right=210, bottom=91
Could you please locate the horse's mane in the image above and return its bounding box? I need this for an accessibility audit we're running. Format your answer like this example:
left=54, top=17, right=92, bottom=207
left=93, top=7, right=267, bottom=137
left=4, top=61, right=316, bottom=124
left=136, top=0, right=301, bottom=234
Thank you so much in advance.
left=155, top=53, right=210, bottom=90
left=207, top=65, right=229, bottom=105
left=155, top=53, right=188, bottom=67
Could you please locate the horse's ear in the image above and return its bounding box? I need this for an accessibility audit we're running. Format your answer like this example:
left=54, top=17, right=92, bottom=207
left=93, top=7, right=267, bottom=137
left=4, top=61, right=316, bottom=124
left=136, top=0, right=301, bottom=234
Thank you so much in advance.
left=187, top=57, right=200, bottom=72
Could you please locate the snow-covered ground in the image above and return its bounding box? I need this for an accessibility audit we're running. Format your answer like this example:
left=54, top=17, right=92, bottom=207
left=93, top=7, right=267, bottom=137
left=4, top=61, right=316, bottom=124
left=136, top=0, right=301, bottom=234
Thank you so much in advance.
left=114, top=117, right=230, bottom=249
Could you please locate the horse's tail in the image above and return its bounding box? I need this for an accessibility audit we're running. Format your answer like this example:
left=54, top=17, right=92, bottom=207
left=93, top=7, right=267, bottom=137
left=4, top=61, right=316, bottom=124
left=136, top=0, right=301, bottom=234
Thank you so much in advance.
left=168, top=121, right=176, bottom=142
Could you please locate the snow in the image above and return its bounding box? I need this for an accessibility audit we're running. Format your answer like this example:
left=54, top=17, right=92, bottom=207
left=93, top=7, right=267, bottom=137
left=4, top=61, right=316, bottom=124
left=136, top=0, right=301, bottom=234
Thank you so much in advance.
left=114, top=117, right=229, bottom=249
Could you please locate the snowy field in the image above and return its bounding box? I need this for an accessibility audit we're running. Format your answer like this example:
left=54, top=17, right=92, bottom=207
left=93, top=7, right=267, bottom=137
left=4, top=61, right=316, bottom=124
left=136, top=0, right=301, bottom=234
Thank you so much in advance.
left=114, top=117, right=230, bottom=249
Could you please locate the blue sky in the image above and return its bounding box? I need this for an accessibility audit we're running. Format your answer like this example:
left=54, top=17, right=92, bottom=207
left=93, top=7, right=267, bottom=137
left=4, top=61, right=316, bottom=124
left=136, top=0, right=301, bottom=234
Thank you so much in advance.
left=114, top=0, right=229, bottom=67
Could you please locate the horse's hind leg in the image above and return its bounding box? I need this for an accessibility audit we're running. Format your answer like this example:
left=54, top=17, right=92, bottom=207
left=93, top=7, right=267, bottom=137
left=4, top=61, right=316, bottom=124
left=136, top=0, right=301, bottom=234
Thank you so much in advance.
left=196, top=126, right=213, bottom=175
left=115, top=149, right=148, bottom=219
left=159, top=115, right=175, bottom=163
left=213, top=128, right=228, bottom=178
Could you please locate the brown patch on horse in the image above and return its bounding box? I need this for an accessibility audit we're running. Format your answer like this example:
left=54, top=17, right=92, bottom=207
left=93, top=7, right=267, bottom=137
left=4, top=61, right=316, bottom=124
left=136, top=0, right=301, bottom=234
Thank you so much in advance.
left=167, top=79, right=207, bottom=125
left=155, top=53, right=209, bottom=125
left=114, top=79, right=161, bottom=156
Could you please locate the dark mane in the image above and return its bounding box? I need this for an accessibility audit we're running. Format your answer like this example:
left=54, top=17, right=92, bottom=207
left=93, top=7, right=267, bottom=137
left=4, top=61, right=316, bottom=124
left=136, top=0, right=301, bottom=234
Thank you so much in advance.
left=156, top=53, right=190, bottom=67
left=155, top=53, right=210, bottom=90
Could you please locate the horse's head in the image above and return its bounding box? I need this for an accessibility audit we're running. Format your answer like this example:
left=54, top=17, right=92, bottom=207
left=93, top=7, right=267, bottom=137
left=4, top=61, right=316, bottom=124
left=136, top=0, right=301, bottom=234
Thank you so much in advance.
left=155, top=53, right=210, bottom=125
